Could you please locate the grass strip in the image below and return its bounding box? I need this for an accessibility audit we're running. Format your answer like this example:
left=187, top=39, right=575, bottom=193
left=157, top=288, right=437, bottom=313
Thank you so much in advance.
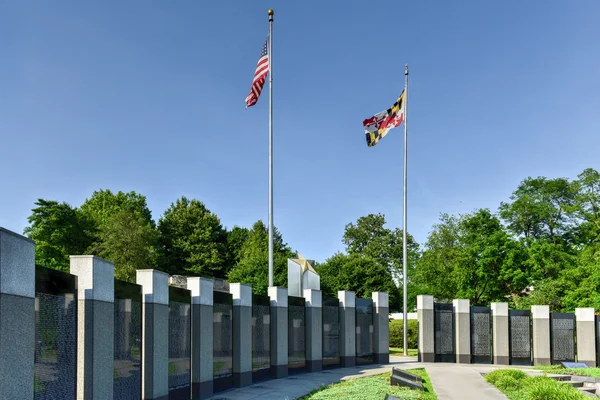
left=300, top=368, right=437, bottom=400
left=389, top=347, right=419, bottom=356
left=534, top=364, right=600, bottom=378
left=485, top=369, right=588, bottom=400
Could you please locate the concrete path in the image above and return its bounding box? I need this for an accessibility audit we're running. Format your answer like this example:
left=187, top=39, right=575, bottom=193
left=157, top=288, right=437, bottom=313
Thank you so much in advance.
left=426, top=364, right=508, bottom=400
left=206, top=357, right=514, bottom=400
left=207, top=356, right=420, bottom=400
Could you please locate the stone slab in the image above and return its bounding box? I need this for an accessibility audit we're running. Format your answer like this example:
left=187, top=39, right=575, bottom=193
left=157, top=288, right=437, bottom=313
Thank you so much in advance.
left=70, top=255, right=115, bottom=303
left=230, top=283, right=252, bottom=307
left=77, top=299, right=114, bottom=399
left=270, top=304, right=288, bottom=369
left=0, top=293, right=34, bottom=398
left=304, top=289, right=322, bottom=308
left=338, top=290, right=355, bottom=308
left=0, top=228, right=35, bottom=298
left=142, top=302, right=169, bottom=399
left=417, top=295, right=433, bottom=311
left=137, top=269, right=169, bottom=305
left=268, top=286, right=287, bottom=308
left=188, top=277, right=213, bottom=306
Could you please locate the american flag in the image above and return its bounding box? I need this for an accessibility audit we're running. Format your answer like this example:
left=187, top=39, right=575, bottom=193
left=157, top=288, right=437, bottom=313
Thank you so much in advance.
left=245, top=37, right=270, bottom=108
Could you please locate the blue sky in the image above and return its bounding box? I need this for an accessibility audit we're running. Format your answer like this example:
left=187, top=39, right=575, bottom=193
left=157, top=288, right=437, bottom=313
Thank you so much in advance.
left=1, top=1, right=599, bottom=263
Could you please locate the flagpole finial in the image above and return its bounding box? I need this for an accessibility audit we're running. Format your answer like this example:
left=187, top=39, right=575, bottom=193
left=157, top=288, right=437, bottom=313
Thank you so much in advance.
left=268, top=9, right=274, bottom=16
left=405, top=64, right=409, bottom=75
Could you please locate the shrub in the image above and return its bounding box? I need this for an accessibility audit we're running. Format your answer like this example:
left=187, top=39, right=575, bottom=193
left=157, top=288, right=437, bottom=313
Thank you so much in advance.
left=389, top=319, right=418, bottom=349
left=485, top=369, right=527, bottom=386
left=494, top=375, right=520, bottom=391
left=525, top=376, right=585, bottom=400
left=486, top=370, right=587, bottom=400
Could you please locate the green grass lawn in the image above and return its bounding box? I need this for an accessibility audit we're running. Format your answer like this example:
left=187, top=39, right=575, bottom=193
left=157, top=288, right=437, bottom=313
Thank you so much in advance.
left=534, top=364, right=600, bottom=378
left=300, top=369, right=437, bottom=400
left=485, top=369, right=588, bottom=400
left=389, top=347, right=418, bottom=356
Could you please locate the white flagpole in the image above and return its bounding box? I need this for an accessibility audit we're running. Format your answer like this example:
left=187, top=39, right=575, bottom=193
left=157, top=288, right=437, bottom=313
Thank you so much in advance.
left=268, top=9, right=274, bottom=287
left=403, top=64, right=409, bottom=356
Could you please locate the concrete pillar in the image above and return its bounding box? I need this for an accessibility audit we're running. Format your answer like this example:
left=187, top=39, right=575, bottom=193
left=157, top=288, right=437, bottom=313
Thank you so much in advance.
left=187, top=277, right=213, bottom=399
left=372, top=292, right=389, bottom=364
left=453, top=299, right=470, bottom=363
left=230, top=283, right=252, bottom=387
left=491, top=302, right=509, bottom=365
left=338, top=290, right=356, bottom=367
left=576, top=308, right=596, bottom=367
left=532, top=305, right=551, bottom=366
left=304, top=289, right=323, bottom=372
left=137, top=269, right=169, bottom=399
left=268, top=286, right=288, bottom=378
left=417, top=295, right=434, bottom=362
left=0, top=228, right=35, bottom=398
left=70, top=256, right=115, bottom=399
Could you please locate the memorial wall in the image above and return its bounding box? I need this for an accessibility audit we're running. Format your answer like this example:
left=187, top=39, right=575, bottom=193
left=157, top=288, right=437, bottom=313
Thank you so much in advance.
left=0, top=227, right=389, bottom=400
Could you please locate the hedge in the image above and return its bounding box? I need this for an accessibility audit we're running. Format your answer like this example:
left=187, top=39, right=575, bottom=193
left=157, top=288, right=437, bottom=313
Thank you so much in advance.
left=389, top=319, right=418, bottom=349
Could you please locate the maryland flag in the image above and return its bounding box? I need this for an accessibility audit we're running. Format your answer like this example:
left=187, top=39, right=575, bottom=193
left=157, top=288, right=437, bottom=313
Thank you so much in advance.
left=363, top=89, right=405, bottom=147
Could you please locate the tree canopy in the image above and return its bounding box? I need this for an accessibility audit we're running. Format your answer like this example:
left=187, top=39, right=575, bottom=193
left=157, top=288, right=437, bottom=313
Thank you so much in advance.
left=24, top=199, right=94, bottom=272
left=227, top=220, right=295, bottom=295
left=157, top=197, right=229, bottom=277
left=415, top=168, right=600, bottom=310
left=22, top=166, right=600, bottom=311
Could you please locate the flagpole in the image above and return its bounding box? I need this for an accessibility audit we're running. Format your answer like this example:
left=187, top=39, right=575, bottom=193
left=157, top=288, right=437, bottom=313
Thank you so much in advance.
left=268, top=9, right=274, bottom=287
left=403, top=63, right=409, bottom=356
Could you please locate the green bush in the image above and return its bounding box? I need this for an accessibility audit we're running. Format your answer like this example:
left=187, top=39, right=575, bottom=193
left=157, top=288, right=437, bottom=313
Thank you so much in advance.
left=525, top=376, right=585, bottom=400
left=389, top=319, right=418, bottom=349
left=485, top=369, right=527, bottom=386
left=486, top=370, right=587, bottom=400
left=494, top=375, right=520, bottom=391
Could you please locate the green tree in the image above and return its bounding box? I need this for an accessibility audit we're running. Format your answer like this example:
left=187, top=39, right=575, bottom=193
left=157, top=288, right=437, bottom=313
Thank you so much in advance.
left=80, top=189, right=155, bottom=228
left=157, top=197, right=228, bottom=277
left=226, top=226, right=250, bottom=269
left=342, top=213, right=419, bottom=283
left=559, top=244, right=600, bottom=310
left=89, top=210, right=159, bottom=282
left=414, top=213, right=463, bottom=302
left=573, top=168, right=600, bottom=245
left=80, top=189, right=159, bottom=279
left=499, top=176, right=577, bottom=243
left=456, top=209, right=526, bottom=305
left=316, top=253, right=400, bottom=310
left=316, top=252, right=347, bottom=298
left=24, top=199, right=95, bottom=271
left=227, top=220, right=295, bottom=295
left=415, top=210, right=527, bottom=306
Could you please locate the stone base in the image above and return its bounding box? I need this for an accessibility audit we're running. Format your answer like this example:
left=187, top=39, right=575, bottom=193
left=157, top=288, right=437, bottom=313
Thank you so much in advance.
left=374, top=353, right=389, bottom=364
left=144, top=395, right=168, bottom=400
left=192, top=381, right=212, bottom=400
left=419, top=352, right=435, bottom=362
left=578, top=360, right=596, bottom=368
left=214, top=376, right=234, bottom=394
left=253, top=368, right=271, bottom=382
left=233, top=371, right=253, bottom=388
left=0, top=293, right=35, bottom=399
left=340, top=356, right=356, bottom=367
left=534, top=358, right=551, bottom=366
left=457, top=354, right=471, bottom=364
left=168, top=386, right=191, bottom=400
left=306, top=359, right=323, bottom=372
left=494, top=356, right=509, bottom=365
left=270, top=364, right=288, bottom=379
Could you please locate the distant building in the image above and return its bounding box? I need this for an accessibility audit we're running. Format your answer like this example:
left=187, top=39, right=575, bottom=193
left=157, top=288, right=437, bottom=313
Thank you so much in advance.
left=389, top=312, right=418, bottom=320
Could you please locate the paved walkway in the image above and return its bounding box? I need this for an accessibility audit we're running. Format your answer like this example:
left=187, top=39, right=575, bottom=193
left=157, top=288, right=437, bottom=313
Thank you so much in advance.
left=206, top=357, right=527, bottom=400
left=207, top=356, right=419, bottom=400
left=426, top=364, right=508, bottom=400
